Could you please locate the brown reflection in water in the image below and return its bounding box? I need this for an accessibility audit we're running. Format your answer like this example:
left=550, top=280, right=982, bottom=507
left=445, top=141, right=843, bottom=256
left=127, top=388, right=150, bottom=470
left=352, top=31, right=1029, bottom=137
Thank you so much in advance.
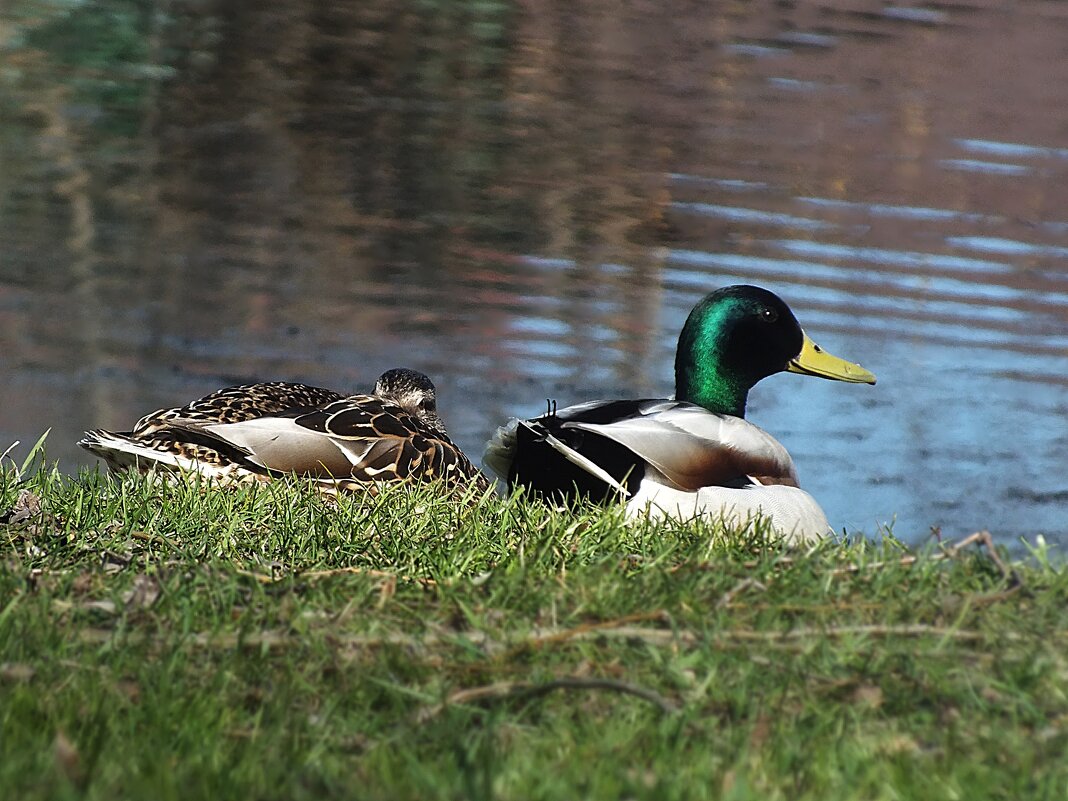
left=143, top=1, right=689, bottom=383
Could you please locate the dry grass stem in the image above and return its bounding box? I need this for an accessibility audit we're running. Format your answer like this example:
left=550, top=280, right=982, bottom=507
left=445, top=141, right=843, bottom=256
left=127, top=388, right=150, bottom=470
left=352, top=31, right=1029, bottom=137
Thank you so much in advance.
left=235, top=566, right=437, bottom=587
left=716, top=578, right=767, bottom=608
left=74, top=621, right=1027, bottom=656
left=416, top=676, right=679, bottom=722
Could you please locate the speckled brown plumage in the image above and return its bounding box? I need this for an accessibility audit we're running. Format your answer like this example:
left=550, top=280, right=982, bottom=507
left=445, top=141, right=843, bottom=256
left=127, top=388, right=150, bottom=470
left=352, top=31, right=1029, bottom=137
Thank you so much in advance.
left=130, top=382, right=346, bottom=436
left=79, top=370, right=490, bottom=494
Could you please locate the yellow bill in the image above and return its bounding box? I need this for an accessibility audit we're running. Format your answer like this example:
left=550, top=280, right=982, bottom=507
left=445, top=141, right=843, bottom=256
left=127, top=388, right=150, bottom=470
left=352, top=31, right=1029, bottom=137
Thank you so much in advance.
left=786, top=332, right=876, bottom=384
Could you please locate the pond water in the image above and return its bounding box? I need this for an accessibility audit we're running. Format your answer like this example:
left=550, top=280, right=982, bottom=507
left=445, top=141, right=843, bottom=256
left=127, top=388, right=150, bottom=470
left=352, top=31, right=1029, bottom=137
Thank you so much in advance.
left=2, top=0, right=1067, bottom=546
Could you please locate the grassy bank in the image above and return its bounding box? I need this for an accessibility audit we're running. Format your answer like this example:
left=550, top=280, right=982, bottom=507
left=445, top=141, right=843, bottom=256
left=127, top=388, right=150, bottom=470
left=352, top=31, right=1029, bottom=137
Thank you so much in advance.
left=1, top=460, right=1066, bottom=800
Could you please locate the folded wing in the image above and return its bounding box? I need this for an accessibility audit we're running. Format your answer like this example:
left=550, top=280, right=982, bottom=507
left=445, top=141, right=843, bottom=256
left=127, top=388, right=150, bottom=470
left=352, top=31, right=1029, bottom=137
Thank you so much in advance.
left=557, top=400, right=798, bottom=490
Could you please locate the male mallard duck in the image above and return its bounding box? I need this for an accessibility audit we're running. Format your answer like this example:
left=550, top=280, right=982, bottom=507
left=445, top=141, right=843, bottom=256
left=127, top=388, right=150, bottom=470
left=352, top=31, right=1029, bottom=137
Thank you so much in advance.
left=79, top=368, right=491, bottom=493
left=483, top=285, right=876, bottom=542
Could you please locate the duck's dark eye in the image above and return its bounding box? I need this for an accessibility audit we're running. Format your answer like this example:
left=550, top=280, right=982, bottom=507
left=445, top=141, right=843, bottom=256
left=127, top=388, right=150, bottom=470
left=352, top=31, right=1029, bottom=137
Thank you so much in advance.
left=760, top=307, right=778, bottom=323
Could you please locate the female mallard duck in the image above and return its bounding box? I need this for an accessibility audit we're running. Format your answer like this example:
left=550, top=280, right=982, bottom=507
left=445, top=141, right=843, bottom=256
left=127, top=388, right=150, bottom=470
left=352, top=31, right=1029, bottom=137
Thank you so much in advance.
left=79, top=368, right=491, bottom=493
left=483, top=285, right=876, bottom=542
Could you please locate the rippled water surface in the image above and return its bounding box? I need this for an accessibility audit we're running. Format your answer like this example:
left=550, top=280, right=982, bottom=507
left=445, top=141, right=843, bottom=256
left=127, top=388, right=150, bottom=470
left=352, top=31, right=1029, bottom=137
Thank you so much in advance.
left=3, top=0, right=1067, bottom=545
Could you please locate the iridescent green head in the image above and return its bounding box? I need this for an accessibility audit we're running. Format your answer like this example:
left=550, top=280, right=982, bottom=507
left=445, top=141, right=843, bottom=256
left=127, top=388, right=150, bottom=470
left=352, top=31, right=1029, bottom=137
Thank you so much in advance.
left=674, top=285, right=875, bottom=417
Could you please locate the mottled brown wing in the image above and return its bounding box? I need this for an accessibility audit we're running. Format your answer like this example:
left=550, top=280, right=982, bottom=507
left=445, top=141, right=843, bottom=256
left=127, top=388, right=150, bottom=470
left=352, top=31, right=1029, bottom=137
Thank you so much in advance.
left=293, top=396, right=408, bottom=438
left=294, top=397, right=489, bottom=488
left=132, top=382, right=345, bottom=436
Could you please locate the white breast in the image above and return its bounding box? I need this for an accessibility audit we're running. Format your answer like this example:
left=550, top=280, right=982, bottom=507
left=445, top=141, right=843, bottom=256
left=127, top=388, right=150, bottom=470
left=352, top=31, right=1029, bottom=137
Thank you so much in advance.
left=626, top=470, right=831, bottom=545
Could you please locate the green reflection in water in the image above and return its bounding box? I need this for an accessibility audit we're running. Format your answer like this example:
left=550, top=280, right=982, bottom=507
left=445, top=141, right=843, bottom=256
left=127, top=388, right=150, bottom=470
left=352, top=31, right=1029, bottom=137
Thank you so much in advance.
left=16, top=0, right=157, bottom=137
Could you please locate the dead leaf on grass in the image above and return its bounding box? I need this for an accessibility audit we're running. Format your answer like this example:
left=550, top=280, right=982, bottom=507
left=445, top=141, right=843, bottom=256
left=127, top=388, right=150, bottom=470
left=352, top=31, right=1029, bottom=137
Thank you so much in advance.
left=851, top=684, right=884, bottom=709
left=0, top=662, right=35, bottom=682
left=70, top=573, right=97, bottom=595
left=123, top=574, right=161, bottom=611
left=721, top=769, right=737, bottom=795
left=878, top=733, right=921, bottom=756
left=0, top=490, right=41, bottom=526
left=376, top=574, right=396, bottom=608
left=116, top=678, right=141, bottom=703
left=52, top=599, right=118, bottom=616
left=748, top=714, right=773, bottom=749
left=980, top=686, right=1004, bottom=704
left=100, top=548, right=133, bottom=573
left=53, top=731, right=83, bottom=785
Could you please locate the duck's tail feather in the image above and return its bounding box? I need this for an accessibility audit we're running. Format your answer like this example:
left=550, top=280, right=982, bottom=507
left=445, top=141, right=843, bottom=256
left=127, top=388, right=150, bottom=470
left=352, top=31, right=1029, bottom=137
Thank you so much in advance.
left=77, top=428, right=249, bottom=480
left=482, top=418, right=519, bottom=481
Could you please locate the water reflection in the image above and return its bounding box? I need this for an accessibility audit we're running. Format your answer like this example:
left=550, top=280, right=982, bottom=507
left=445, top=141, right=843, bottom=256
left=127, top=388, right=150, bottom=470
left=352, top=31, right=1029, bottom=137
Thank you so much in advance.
left=2, top=0, right=1068, bottom=546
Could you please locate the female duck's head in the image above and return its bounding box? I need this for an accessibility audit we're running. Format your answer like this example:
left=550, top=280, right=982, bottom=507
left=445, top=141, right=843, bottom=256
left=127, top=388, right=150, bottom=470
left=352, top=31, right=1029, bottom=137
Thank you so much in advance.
left=374, top=368, right=449, bottom=439
left=674, top=285, right=875, bottom=417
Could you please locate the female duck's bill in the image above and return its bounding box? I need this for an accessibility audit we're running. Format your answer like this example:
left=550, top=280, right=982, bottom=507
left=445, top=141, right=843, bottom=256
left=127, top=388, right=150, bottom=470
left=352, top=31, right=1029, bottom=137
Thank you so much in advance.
left=79, top=368, right=491, bottom=493
left=483, top=284, right=875, bottom=543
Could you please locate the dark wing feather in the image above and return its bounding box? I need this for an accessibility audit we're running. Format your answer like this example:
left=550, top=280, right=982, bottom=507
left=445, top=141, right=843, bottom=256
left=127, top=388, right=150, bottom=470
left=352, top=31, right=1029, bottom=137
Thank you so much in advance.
left=510, top=415, right=646, bottom=502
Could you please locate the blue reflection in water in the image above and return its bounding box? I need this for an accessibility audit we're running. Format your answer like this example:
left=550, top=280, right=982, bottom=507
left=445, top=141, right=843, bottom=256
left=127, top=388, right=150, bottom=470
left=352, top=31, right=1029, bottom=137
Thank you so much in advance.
left=673, top=202, right=840, bottom=231
left=777, top=31, right=837, bottom=48
left=663, top=250, right=1068, bottom=314
left=668, top=174, right=770, bottom=191
left=508, top=316, right=571, bottom=337
left=518, top=255, right=573, bottom=270
left=659, top=272, right=1068, bottom=355
left=946, top=237, right=1068, bottom=260
left=767, top=77, right=829, bottom=92
left=954, top=138, right=1068, bottom=161
left=722, top=43, right=790, bottom=57
left=504, top=338, right=578, bottom=360
left=759, top=239, right=1016, bottom=276
left=939, top=159, right=1032, bottom=176
left=796, top=196, right=998, bottom=223
left=883, top=6, right=948, bottom=23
